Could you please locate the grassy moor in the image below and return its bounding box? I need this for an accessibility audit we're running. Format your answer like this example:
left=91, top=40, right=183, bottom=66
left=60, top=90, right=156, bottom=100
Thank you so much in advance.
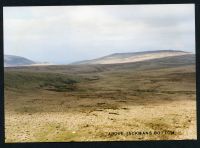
left=4, top=54, right=196, bottom=142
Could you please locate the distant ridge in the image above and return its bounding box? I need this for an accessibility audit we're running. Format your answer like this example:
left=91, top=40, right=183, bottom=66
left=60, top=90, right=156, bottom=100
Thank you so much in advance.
left=72, top=50, right=192, bottom=65
left=4, top=55, right=36, bottom=67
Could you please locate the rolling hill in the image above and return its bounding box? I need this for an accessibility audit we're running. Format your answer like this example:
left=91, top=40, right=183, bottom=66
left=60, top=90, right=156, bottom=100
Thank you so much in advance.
left=72, top=50, right=193, bottom=65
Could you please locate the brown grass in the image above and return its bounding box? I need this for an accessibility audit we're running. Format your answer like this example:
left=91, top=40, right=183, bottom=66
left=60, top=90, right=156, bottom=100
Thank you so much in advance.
left=4, top=64, right=196, bottom=142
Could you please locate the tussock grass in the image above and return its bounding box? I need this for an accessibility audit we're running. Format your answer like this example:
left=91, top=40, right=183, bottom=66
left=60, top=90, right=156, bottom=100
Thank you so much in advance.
left=4, top=63, right=196, bottom=142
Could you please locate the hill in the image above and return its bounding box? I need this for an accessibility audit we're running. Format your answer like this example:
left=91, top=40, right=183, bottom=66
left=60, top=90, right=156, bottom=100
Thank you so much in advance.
left=4, top=55, right=36, bottom=67
left=72, top=50, right=192, bottom=65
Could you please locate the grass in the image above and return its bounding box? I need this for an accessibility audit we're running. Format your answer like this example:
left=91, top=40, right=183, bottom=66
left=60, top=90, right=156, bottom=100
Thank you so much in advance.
left=34, top=123, right=79, bottom=142
left=4, top=71, right=81, bottom=92
left=4, top=63, right=196, bottom=142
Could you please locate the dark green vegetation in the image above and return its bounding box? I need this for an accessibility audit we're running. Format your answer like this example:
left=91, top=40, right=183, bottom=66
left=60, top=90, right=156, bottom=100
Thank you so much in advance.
left=5, top=54, right=196, bottom=142
left=5, top=71, right=80, bottom=92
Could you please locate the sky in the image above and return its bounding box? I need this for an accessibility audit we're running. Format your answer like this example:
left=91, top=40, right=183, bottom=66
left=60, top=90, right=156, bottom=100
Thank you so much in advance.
left=3, top=4, right=195, bottom=64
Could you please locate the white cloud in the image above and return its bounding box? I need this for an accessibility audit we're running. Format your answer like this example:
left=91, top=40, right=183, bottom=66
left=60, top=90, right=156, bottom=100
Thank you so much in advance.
left=3, top=4, right=195, bottom=64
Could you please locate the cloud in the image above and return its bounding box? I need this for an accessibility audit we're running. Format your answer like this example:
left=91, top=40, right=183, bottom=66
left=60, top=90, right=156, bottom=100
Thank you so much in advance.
left=3, top=4, right=195, bottom=64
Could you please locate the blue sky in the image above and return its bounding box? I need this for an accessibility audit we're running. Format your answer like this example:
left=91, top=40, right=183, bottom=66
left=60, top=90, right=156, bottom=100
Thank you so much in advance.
left=3, top=4, right=195, bottom=64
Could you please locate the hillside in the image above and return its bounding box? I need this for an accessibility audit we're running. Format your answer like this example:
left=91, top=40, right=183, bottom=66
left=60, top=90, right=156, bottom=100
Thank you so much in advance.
left=72, top=50, right=192, bottom=65
left=5, top=54, right=195, bottom=74
left=4, top=55, right=36, bottom=67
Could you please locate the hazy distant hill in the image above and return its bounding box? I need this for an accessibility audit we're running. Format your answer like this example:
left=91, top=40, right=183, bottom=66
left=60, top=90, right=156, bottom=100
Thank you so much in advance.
left=4, top=55, right=36, bottom=67
left=72, top=50, right=192, bottom=65
left=5, top=54, right=195, bottom=75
